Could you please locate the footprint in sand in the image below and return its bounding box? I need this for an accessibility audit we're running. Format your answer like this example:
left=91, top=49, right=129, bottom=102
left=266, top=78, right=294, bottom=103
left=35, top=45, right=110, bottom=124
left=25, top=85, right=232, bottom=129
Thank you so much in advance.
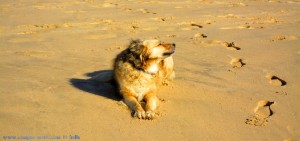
left=190, top=23, right=203, bottom=28
left=181, top=23, right=204, bottom=31
left=151, top=16, right=175, bottom=22
left=192, top=33, right=207, bottom=40
left=230, top=58, right=245, bottom=68
left=220, top=25, right=264, bottom=30
left=265, top=74, right=287, bottom=86
left=102, top=3, right=118, bottom=8
left=122, top=8, right=156, bottom=14
left=166, top=34, right=176, bottom=38
left=223, top=42, right=240, bottom=50
left=16, top=24, right=61, bottom=34
left=137, top=9, right=156, bottom=14
left=197, top=40, right=240, bottom=50
left=245, top=100, right=274, bottom=126
left=229, top=2, right=247, bottom=7
left=270, top=35, right=298, bottom=42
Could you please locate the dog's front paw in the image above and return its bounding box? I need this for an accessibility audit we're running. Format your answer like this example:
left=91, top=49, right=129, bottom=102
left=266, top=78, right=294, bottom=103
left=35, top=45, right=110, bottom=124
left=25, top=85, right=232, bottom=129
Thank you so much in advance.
left=133, top=109, right=146, bottom=119
left=145, top=111, right=155, bottom=120
left=168, top=71, right=176, bottom=80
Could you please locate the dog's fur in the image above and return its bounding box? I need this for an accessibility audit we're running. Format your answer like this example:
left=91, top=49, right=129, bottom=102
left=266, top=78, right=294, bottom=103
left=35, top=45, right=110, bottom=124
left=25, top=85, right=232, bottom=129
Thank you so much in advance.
left=114, top=39, right=175, bottom=119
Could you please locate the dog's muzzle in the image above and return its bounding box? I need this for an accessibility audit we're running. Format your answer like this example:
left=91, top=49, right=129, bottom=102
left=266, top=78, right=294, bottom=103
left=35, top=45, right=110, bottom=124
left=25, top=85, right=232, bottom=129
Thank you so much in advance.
left=163, top=43, right=176, bottom=56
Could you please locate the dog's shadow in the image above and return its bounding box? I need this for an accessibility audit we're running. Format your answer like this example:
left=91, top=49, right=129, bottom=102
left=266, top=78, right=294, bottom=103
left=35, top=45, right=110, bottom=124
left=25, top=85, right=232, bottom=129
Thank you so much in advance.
left=69, top=70, right=122, bottom=101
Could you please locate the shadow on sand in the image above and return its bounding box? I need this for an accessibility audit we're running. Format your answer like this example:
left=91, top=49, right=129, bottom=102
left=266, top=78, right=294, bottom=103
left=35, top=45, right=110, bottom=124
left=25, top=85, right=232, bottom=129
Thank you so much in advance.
left=69, top=70, right=121, bottom=101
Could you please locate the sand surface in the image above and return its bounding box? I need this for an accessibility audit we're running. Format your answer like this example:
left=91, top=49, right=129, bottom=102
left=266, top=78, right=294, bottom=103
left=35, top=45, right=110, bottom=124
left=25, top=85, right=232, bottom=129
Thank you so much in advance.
left=1, top=0, right=300, bottom=140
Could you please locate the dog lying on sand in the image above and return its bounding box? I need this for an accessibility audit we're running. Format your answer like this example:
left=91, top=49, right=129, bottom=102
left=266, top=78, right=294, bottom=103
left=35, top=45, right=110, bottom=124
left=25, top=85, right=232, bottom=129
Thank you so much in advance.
left=94, top=39, right=175, bottom=119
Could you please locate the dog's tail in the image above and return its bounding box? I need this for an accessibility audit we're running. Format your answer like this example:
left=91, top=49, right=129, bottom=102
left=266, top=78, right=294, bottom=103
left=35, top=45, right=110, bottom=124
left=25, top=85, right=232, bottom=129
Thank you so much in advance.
left=90, top=70, right=114, bottom=83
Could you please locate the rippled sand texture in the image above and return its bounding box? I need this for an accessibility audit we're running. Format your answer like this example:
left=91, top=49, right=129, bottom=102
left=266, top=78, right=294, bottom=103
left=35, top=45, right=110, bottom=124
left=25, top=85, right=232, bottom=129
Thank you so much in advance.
left=0, top=0, right=299, bottom=140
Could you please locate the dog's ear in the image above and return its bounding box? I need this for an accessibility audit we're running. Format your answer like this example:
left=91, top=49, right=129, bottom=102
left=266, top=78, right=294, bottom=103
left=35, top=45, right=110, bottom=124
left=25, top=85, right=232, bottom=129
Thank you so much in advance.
left=127, top=39, right=147, bottom=68
left=128, top=39, right=148, bottom=60
left=128, top=39, right=142, bottom=52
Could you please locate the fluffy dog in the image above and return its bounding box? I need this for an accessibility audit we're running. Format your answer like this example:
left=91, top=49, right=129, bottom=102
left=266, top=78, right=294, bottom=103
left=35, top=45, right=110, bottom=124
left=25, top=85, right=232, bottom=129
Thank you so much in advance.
left=114, top=39, right=175, bottom=119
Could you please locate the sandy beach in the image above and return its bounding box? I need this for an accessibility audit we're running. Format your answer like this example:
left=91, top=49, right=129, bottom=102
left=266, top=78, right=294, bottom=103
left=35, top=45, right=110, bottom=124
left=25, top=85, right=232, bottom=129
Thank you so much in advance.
left=1, top=0, right=300, bottom=140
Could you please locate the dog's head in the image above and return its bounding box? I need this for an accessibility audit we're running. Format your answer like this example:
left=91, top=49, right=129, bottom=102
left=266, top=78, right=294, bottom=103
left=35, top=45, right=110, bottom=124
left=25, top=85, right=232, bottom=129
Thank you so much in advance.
left=126, top=39, right=175, bottom=74
left=129, top=39, right=175, bottom=60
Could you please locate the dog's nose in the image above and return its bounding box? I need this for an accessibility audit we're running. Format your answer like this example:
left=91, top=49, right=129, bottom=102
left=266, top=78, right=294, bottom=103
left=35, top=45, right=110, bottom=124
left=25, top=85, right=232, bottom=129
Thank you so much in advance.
left=172, top=43, right=176, bottom=47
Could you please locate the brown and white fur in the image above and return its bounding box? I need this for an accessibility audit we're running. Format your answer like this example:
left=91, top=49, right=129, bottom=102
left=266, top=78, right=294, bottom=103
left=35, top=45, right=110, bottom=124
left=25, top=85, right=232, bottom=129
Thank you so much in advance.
left=114, top=39, right=175, bottom=119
